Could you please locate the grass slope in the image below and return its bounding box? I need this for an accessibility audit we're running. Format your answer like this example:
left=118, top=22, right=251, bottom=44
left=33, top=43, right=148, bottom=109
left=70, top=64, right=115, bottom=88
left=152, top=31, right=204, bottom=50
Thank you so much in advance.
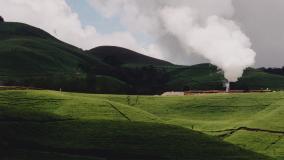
left=0, top=90, right=270, bottom=160
left=106, top=92, right=284, bottom=159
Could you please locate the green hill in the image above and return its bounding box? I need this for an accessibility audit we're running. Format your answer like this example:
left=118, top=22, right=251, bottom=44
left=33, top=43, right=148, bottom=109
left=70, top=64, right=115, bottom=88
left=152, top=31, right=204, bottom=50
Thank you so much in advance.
left=236, top=68, right=284, bottom=90
left=165, top=64, right=284, bottom=91
left=0, top=22, right=128, bottom=92
left=0, top=22, right=54, bottom=40
left=109, top=91, right=284, bottom=159
left=87, top=46, right=172, bottom=67
left=0, top=22, right=283, bottom=94
left=0, top=90, right=272, bottom=160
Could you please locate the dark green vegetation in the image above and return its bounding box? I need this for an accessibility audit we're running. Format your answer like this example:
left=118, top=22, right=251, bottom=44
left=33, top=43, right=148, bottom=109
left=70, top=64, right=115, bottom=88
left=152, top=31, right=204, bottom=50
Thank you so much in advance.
left=1, top=90, right=280, bottom=160
left=1, top=22, right=284, bottom=94
left=260, top=67, right=284, bottom=76
left=0, top=22, right=107, bottom=92
left=87, top=46, right=172, bottom=67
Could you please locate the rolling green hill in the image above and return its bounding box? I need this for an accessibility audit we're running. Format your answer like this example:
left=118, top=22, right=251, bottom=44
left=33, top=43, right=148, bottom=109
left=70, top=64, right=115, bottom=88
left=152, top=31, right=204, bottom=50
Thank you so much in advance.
left=107, top=91, right=284, bottom=159
left=0, top=22, right=284, bottom=94
left=87, top=46, right=172, bottom=67
left=0, top=22, right=91, bottom=75
left=0, top=90, right=274, bottom=160
left=0, top=22, right=129, bottom=93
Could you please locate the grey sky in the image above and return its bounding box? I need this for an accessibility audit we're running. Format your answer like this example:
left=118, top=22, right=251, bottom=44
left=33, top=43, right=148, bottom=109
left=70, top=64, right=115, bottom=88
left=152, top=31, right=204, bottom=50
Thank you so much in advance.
left=233, top=0, right=284, bottom=67
left=1, top=0, right=283, bottom=68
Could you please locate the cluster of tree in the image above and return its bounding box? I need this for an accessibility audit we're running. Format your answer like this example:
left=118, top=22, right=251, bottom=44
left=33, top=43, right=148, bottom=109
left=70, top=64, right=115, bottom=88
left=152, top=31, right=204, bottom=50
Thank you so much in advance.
left=3, top=64, right=284, bottom=94
left=91, top=65, right=171, bottom=94
left=2, top=64, right=170, bottom=94
left=2, top=74, right=91, bottom=92
left=259, top=67, right=284, bottom=76
left=120, top=66, right=170, bottom=94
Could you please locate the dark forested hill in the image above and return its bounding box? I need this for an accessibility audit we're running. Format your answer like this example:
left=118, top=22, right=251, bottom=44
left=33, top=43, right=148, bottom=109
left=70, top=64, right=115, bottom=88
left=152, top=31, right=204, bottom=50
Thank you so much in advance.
left=87, top=46, right=172, bottom=67
left=0, top=22, right=115, bottom=92
left=0, top=22, right=284, bottom=94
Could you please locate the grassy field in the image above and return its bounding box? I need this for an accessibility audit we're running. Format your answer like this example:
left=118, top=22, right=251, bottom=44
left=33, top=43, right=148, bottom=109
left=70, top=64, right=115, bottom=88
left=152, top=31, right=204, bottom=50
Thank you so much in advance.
left=108, top=92, right=284, bottom=159
left=0, top=90, right=283, bottom=159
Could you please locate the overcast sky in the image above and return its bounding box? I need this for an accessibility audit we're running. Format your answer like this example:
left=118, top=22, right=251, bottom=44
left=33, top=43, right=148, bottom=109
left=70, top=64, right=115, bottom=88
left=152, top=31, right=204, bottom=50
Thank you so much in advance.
left=0, top=0, right=283, bottom=68
left=233, top=0, right=284, bottom=67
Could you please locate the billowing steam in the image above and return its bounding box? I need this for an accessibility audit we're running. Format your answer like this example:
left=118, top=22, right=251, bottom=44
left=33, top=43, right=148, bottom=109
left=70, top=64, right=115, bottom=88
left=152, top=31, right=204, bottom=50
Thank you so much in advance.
left=89, top=0, right=256, bottom=82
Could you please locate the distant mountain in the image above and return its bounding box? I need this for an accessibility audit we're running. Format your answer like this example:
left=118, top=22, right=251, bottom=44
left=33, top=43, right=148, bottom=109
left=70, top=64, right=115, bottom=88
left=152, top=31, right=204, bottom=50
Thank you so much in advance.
left=0, top=22, right=120, bottom=92
left=0, top=22, right=108, bottom=74
left=87, top=46, right=172, bottom=67
left=0, top=22, right=283, bottom=94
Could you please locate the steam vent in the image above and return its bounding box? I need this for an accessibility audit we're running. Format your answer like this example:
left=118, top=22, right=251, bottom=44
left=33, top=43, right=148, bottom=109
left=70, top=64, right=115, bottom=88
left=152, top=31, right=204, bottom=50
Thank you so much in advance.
left=225, top=82, right=230, bottom=93
left=0, top=16, right=4, bottom=22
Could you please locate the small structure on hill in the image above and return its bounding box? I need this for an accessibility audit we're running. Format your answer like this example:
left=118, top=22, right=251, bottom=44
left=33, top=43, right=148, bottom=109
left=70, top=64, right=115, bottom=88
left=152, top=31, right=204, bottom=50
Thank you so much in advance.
left=161, top=91, right=185, bottom=96
left=0, top=16, right=4, bottom=23
left=162, top=89, right=273, bottom=96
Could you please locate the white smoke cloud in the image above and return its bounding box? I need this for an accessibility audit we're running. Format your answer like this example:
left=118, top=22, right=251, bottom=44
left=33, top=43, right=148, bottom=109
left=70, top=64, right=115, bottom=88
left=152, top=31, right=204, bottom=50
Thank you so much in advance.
left=89, top=0, right=256, bottom=82
left=159, top=7, right=255, bottom=82
left=0, top=0, right=145, bottom=52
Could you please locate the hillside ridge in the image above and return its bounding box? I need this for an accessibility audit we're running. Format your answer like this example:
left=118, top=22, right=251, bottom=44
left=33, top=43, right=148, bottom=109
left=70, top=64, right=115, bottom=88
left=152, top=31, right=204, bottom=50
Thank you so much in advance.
left=87, top=45, right=173, bottom=67
left=0, top=22, right=284, bottom=94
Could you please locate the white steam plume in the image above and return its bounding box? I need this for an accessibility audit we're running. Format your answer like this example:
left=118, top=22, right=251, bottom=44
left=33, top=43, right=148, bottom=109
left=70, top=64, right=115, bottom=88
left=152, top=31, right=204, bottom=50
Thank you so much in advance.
left=89, top=0, right=256, bottom=82
left=159, top=7, right=256, bottom=82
